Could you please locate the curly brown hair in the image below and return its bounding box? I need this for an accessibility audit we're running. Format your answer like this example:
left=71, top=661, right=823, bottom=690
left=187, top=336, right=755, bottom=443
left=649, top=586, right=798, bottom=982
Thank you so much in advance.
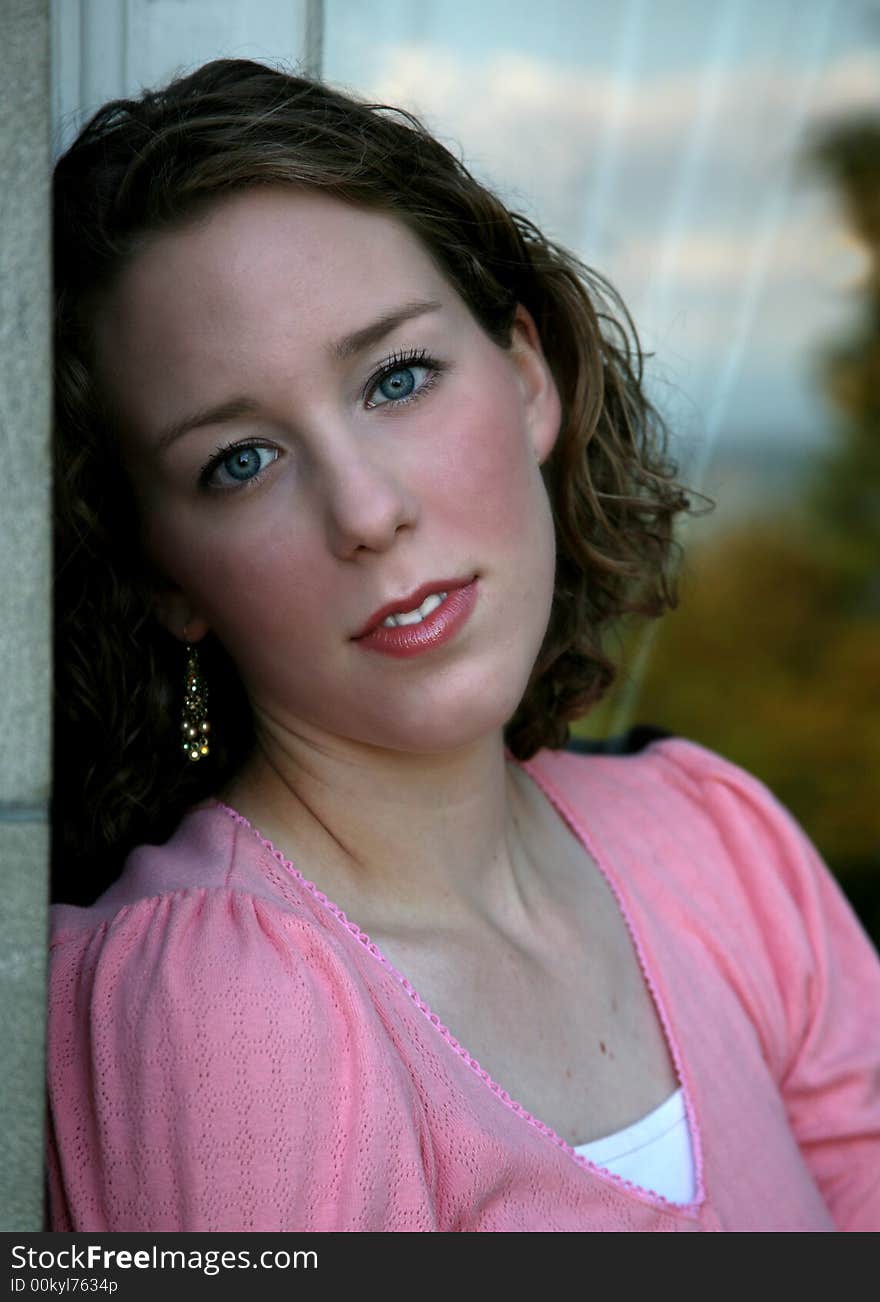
left=53, top=58, right=696, bottom=904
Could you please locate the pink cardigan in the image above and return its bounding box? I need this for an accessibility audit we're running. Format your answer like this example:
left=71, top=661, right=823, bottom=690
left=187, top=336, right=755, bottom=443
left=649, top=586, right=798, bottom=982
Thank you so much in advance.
left=47, top=738, right=880, bottom=1232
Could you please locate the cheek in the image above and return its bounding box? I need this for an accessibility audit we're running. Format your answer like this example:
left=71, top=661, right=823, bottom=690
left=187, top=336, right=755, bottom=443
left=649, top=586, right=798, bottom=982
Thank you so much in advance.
left=142, top=494, right=324, bottom=643
left=434, top=385, right=550, bottom=549
left=428, top=384, right=557, bottom=658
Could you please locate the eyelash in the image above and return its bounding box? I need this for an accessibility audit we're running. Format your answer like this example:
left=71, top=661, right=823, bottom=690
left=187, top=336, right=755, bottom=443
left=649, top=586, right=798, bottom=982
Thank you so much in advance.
left=197, top=442, right=277, bottom=492
left=363, top=348, right=444, bottom=409
left=198, top=347, right=444, bottom=491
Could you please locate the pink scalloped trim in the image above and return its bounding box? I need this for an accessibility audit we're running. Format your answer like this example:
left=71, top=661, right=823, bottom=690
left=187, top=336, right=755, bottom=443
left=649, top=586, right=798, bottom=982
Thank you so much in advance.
left=213, top=758, right=703, bottom=1216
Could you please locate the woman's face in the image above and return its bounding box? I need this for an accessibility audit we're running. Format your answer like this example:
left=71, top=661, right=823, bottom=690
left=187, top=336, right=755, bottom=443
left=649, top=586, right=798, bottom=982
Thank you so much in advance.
left=94, top=187, right=561, bottom=754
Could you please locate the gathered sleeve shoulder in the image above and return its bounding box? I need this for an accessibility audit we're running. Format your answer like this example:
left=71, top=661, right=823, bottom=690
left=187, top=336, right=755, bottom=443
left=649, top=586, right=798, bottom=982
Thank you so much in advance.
left=47, top=878, right=432, bottom=1232
left=653, top=738, right=880, bottom=1231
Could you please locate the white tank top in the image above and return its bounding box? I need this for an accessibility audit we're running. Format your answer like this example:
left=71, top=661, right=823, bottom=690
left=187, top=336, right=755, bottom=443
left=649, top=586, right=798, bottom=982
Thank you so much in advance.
left=572, top=1087, right=696, bottom=1203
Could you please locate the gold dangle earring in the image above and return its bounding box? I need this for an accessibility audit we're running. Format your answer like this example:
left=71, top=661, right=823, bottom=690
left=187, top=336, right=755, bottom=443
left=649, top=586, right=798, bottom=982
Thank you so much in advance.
left=181, top=632, right=210, bottom=762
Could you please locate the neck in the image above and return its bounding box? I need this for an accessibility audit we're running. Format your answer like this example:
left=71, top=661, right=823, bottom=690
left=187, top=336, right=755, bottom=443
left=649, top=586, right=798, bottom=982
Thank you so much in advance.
left=219, top=721, right=543, bottom=935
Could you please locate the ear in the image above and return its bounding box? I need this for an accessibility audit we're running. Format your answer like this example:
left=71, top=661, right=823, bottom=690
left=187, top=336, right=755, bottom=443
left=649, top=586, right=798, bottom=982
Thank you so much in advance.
left=151, top=582, right=211, bottom=645
left=508, top=304, right=561, bottom=465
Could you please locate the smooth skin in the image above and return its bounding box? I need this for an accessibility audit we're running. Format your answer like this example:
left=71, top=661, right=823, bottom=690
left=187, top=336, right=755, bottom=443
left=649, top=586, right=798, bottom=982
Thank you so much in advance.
left=93, top=187, right=678, bottom=1145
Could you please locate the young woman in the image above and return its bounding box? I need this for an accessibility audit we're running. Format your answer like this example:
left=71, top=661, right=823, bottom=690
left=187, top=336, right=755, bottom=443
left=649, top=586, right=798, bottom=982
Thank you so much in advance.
left=48, top=58, right=880, bottom=1232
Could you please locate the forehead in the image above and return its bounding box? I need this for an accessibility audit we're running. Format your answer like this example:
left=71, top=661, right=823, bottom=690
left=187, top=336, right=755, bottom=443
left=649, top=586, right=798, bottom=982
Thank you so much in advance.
left=110, top=187, right=452, bottom=337
left=93, top=187, right=464, bottom=436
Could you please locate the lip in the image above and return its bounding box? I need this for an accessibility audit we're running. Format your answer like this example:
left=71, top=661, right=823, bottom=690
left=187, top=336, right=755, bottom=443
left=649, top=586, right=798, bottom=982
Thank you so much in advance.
left=352, top=576, right=475, bottom=640
left=352, top=577, right=479, bottom=659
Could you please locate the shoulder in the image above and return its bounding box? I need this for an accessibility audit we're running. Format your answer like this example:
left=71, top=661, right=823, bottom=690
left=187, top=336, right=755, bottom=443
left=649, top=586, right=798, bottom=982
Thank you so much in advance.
left=47, top=802, right=355, bottom=1063
left=530, top=732, right=880, bottom=1066
left=45, top=806, right=409, bottom=1232
left=528, top=730, right=819, bottom=884
left=51, top=801, right=301, bottom=943
left=531, top=726, right=782, bottom=807
left=526, top=731, right=864, bottom=1004
left=47, top=803, right=370, bottom=1138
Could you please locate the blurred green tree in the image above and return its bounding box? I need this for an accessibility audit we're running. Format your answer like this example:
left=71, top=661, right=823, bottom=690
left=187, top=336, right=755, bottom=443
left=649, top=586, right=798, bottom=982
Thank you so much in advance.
left=806, top=117, right=880, bottom=612
left=578, top=115, right=880, bottom=944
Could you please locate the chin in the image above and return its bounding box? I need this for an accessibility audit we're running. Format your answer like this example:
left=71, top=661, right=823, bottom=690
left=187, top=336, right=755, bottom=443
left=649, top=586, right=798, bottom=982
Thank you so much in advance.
left=361, top=664, right=535, bottom=757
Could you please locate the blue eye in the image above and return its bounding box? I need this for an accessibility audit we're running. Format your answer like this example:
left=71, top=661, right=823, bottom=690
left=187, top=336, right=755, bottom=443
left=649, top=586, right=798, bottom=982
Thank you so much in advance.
left=200, top=443, right=278, bottom=490
left=365, top=351, right=441, bottom=409
left=376, top=366, right=418, bottom=401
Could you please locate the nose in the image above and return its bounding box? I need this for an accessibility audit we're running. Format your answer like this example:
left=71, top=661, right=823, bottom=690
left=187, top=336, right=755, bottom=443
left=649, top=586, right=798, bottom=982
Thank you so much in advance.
left=322, top=442, right=418, bottom=559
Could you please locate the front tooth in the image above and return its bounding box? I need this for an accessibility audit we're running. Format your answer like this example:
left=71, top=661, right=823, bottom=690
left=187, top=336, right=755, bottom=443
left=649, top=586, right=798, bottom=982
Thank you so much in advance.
left=380, top=591, right=448, bottom=629
left=418, top=592, right=445, bottom=618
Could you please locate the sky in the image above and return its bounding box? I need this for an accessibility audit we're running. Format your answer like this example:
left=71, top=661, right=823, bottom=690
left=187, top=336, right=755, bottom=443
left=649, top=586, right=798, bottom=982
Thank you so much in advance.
left=324, top=0, right=880, bottom=504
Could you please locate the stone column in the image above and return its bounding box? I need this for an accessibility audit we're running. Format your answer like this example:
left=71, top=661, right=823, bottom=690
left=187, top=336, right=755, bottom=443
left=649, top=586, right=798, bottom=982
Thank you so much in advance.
left=0, top=0, right=52, bottom=1233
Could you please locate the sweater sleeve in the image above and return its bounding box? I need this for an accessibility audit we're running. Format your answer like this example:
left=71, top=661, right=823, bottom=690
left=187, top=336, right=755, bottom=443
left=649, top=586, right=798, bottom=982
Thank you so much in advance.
left=47, top=887, right=431, bottom=1232
left=659, top=739, right=880, bottom=1232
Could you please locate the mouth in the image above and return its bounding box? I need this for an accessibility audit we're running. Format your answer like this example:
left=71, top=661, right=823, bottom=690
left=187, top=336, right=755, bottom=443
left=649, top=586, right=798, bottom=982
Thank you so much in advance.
left=352, top=575, right=476, bottom=640
left=351, top=578, right=480, bottom=659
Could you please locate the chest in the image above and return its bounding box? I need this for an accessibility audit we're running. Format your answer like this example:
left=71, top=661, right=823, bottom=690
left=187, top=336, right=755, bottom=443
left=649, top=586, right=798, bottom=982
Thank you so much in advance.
left=367, top=845, right=680, bottom=1148
left=351, top=850, right=839, bottom=1233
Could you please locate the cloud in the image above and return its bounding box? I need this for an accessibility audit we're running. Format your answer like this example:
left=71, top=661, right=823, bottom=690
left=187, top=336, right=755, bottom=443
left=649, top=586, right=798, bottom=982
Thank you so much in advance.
left=365, top=44, right=880, bottom=245
left=373, top=44, right=880, bottom=148
left=619, top=220, right=868, bottom=294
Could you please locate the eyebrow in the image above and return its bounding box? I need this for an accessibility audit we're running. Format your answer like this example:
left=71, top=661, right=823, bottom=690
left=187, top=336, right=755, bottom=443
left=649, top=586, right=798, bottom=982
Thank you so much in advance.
left=156, top=397, right=261, bottom=453
left=331, top=298, right=443, bottom=361
left=155, top=298, right=444, bottom=452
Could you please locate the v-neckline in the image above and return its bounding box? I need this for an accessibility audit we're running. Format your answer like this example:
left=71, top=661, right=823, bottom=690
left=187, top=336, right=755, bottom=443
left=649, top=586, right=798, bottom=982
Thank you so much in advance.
left=213, top=747, right=705, bottom=1216
left=518, top=750, right=705, bottom=1208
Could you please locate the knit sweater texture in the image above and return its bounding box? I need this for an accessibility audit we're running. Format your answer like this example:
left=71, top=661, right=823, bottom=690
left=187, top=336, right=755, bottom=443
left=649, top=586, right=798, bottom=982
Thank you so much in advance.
left=47, top=738, right=880, bottom=1231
